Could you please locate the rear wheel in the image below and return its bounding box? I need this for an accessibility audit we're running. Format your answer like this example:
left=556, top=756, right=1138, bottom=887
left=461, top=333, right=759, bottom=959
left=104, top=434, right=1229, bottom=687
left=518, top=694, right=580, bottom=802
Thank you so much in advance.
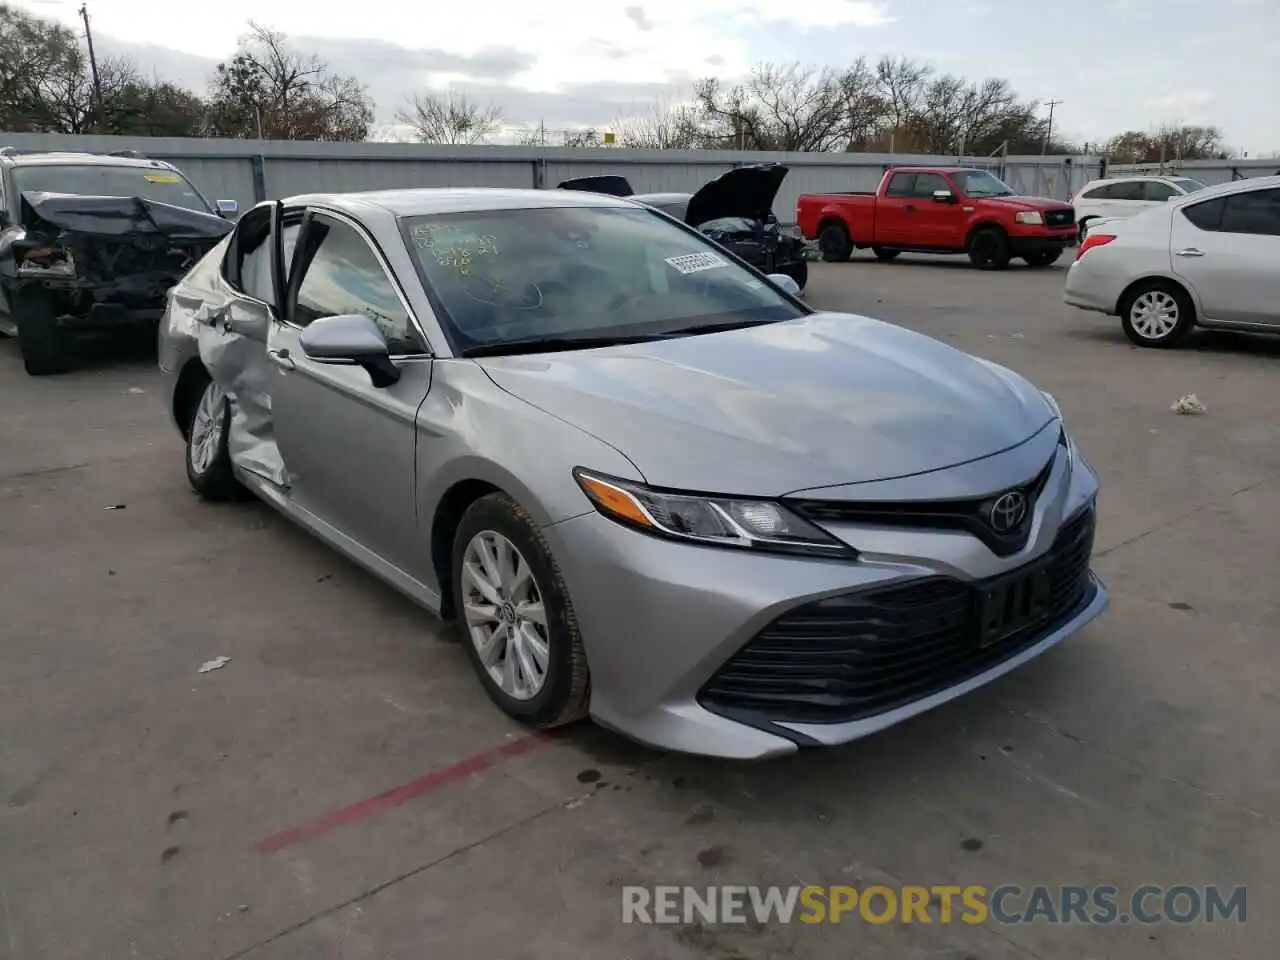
left=14, top=291, right=69, bottom=376
left=185, top=379, right=245, bottom=500
left=1119, top=280, right=1195, bottom=348
left=872, top=247, right=900, bottom=262
left=818, top=223, right=852, bottom=262
left=1022, top=250, right=1062, bottom=267
left=967, top=227, right=1012, bottom=270
left=452, top=493, right=591, bottom=729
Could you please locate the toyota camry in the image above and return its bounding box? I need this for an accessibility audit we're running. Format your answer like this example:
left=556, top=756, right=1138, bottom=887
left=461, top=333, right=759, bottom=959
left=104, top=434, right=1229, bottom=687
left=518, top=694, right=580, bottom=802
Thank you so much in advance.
left=159, top=187, right=1108, bottom=760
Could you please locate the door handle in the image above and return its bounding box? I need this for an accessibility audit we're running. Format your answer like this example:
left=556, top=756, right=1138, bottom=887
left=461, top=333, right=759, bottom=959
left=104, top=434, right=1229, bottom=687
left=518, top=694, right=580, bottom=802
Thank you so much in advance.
left=267, top=348, right=296, bottom=371
left=904, top=204, right=916, bottom=213
left=1175, top=248, right=1204, bottom=257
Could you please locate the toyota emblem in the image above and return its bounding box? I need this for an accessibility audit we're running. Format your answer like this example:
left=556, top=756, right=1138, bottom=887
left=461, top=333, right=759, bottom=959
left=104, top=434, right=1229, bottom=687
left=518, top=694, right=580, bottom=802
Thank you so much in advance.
left=989, top=491, right=1028, bottom=534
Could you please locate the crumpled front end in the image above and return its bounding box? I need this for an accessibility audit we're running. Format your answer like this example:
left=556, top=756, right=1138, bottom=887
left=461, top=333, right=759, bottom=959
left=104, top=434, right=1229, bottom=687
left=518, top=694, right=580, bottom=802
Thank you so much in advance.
left=1, top=192, right=233, bottom=323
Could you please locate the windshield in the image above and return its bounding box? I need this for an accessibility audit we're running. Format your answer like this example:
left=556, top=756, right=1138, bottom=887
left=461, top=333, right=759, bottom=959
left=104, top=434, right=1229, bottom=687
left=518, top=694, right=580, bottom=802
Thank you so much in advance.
left=11, top=164, right=212, bottom=213
left=951, top=170, right=1015, bottom=197
left=1171, top=178, right=1208, bottom=193
left=400, top=205, right=805, bottom=356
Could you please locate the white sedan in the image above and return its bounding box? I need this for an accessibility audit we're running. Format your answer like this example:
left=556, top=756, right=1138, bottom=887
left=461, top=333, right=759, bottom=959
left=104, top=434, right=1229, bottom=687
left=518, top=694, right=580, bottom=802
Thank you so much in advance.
left=1063, top=175, right=1280, bottom=347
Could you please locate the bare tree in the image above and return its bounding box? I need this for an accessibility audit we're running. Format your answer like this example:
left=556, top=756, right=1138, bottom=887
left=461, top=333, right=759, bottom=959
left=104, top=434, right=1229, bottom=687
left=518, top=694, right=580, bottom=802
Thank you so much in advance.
left=398, top=88, right=503, bottom=144
left=1105, top=124, right=1229, bottom=163
left=561, top=127, right=603, bottom=147
left=693, top=62, right=855, bottom=151
left=615, top=101, right=704, bottom=149
left=207, top=22, right=372, bottom=140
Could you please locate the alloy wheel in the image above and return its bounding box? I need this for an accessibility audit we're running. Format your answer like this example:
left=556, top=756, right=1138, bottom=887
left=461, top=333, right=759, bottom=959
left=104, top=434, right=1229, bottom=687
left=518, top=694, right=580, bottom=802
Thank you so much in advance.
left=461, top=531, right=550, bottom=701
left=189, top=382, right=227, bottom=475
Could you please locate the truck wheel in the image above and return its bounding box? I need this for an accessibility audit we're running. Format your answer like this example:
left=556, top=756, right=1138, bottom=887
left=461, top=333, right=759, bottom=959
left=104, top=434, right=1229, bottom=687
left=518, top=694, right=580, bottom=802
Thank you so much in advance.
left=967, top=227, right=1012, bottom=270
left=872, top=247, right=900, bottom=262
left=15, top=291, right=69, bottom=376
left=1022, top=250, right=1062, bottom=267
left=819, top=223, right=853, bottom=262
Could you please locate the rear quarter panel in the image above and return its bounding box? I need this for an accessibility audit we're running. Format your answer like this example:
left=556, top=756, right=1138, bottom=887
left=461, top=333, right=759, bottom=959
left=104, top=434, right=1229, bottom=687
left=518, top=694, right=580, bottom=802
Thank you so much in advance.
left=796, top=194, right=875, bottom=243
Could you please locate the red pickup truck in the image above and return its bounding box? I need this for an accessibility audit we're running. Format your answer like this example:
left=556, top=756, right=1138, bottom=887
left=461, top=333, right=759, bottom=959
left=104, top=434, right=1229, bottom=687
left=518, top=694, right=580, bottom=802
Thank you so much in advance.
left=796, top=167, right=1078, bottom=270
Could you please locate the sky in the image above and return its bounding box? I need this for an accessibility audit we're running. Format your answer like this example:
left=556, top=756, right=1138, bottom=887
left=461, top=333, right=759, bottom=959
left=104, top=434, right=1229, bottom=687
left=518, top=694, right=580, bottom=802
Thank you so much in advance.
left=13, top=0, right=1280, bottom=154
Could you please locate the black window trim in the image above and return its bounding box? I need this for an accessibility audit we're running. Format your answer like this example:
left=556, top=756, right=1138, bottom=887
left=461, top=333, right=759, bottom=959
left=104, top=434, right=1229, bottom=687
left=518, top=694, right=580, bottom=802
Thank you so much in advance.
left=282, top=205, right=435, bottom=360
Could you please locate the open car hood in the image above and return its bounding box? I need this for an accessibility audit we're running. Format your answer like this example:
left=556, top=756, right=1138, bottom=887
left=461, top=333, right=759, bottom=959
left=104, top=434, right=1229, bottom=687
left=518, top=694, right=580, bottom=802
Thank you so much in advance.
left=684, top=164, right=788, bottom=227
left=555, top=175, right=635, bottom=198
left=18, top=191, right=233, bottom=240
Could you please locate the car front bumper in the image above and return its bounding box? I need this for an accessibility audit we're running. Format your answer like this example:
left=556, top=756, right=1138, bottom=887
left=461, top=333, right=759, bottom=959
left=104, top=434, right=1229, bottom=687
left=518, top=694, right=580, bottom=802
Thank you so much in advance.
left=1009, top=230, right=1078, bottom=256
left=543, top=439, right=1107, bottom=760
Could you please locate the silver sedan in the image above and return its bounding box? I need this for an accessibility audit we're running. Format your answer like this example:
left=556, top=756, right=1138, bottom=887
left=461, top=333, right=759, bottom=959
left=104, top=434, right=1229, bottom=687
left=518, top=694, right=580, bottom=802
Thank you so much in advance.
left=160, top=187, right=1108, bottom=760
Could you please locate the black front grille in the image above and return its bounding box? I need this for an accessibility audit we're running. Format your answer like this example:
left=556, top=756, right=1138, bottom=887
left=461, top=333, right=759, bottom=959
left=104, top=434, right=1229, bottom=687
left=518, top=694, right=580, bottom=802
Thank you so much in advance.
left=1043, top=207, right=1075, bottom=228
left=788, top=448, right=1058, bottom=558
left=698, top=505, right=1096, bottom=726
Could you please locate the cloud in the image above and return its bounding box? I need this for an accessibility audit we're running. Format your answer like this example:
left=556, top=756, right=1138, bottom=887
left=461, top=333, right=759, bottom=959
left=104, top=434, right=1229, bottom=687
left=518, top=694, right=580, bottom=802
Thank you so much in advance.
left=624, top=5, right=654, bottom=30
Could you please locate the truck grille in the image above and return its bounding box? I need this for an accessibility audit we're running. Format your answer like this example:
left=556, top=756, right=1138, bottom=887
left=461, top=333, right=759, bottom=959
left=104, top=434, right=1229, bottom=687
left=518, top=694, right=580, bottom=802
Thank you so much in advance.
left=698, top=505, right=1096, bottom=726
left=1043, top=207, right=1075, bottom=228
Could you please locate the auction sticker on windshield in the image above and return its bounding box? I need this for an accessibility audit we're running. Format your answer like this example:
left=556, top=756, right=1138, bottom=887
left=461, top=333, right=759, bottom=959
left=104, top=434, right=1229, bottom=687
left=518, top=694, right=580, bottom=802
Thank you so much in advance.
left=665, top=252, right=728, bottom=275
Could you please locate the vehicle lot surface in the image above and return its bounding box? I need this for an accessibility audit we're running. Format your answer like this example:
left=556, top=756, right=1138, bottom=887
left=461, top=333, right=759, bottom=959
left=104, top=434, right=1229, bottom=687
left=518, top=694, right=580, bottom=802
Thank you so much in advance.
left=2, top=256, right=1277, bottom=959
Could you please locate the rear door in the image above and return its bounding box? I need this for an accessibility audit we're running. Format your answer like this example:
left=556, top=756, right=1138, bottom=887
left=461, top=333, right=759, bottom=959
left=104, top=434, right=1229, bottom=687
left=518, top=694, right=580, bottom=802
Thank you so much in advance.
left=265, top=208, right=435, bottom=574
left=1170, top=188, right=1280, bottom=324
left=874, top=172, right=918, bottom=245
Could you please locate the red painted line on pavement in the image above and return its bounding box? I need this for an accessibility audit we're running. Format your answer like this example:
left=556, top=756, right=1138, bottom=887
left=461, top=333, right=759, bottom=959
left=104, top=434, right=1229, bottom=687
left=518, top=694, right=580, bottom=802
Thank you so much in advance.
left=254, top=731, right=554, bottom=855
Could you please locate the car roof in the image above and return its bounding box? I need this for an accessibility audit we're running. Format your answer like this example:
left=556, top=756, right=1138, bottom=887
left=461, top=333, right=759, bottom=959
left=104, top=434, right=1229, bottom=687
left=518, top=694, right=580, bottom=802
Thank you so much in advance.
left=1170, top=173, right=1280, bottom=203
left=287, top=187, right=639, bottom=219
left=0, top=151, right=176, bottom=170
left=632, top=192, right=691, bottom=206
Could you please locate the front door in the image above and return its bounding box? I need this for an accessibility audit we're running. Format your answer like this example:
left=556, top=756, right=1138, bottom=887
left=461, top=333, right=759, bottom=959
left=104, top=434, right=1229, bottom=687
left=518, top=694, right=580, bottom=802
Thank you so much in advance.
left=873, top=171, right=918, bottom=246
left=1170, top=188, right=1280, bottom=325
left=266, top=209, right=435, bottom=575
left=907, top=171, right=968, bottom=247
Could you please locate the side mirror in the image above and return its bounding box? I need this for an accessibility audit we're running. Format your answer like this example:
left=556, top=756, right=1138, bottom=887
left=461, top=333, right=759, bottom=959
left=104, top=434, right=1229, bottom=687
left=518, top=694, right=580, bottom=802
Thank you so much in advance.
left=298, top=313, right=401, bottom=388
left=215, top=199, right=239, bottom=219
left=932, top=189, right=955, bottom=204
left=766, top=273, right=801, bottom=297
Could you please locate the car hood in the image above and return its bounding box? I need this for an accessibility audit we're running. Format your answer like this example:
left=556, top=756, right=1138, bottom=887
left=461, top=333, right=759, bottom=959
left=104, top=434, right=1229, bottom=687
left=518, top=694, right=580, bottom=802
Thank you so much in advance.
left=477, top=313, right=1056, bottom=497
left=18, top=191, right=233, bottom=240
left=685, top=163, right=788, bottom=227
left=983, top=195, right=1074, bottom=212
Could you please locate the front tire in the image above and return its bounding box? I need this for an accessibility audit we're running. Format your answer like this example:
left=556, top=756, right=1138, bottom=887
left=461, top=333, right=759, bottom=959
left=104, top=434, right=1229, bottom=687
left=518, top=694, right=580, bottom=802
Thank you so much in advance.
left=872, top=247, right=900, bottom=262
left=15, top=291, right=69, bottom=376
left=819, top=223, right=853, bottom=262
left=185, top=379, right=244, bottom=500
left=452, top=493, right=591, bottom=729
left=776, top=258, right=808, bottom=295
left=967, top=227, right=1012, bottom=270
left=1119, top=280, right=1195, bottom=348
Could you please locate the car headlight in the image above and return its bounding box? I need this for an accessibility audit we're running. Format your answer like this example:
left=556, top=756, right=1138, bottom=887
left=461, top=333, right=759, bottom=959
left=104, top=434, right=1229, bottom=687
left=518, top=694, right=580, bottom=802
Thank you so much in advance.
left=1015, top=211, right=1045, bottom=225
left=573, top=469, right=856, bottom=559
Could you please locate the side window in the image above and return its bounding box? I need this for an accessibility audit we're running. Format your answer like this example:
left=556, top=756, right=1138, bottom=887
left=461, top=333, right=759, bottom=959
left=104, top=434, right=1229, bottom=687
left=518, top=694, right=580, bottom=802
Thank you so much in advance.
left=1142, top=181, right=1178, bottom=202
left=1218, top=188, right=1280, bottom=237
left=1080, top=184, right=1110, bottom=199
left=1108, top=181, right=1145, bottom=201
left=293, top=214, right=426, bottom=355
left=1181, top=197, right=1225, bottom=232
left=912, top=173, right=949, bottom=198
left=223, top=206, right=301, bottom=306
left=885, top=174, right=915, bottom=198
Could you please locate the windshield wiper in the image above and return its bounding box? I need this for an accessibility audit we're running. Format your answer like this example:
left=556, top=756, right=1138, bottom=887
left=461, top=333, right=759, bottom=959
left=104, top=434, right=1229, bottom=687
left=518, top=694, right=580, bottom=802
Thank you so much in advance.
left=660, top=318, right=779, bottom=336
left=461, top=333, right=666, bottom=357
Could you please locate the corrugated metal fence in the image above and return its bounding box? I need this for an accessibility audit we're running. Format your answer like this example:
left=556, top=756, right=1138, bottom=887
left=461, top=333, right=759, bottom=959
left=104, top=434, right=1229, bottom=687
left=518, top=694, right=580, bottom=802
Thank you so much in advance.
left=2, top=133, right=1277, bottom=220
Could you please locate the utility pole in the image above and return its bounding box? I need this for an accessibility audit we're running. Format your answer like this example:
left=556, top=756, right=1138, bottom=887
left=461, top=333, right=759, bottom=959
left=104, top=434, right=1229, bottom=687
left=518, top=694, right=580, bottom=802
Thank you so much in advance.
left=1041, top=98, right=1063, bottom=155
left=78, top=4, right=104, bottom=125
